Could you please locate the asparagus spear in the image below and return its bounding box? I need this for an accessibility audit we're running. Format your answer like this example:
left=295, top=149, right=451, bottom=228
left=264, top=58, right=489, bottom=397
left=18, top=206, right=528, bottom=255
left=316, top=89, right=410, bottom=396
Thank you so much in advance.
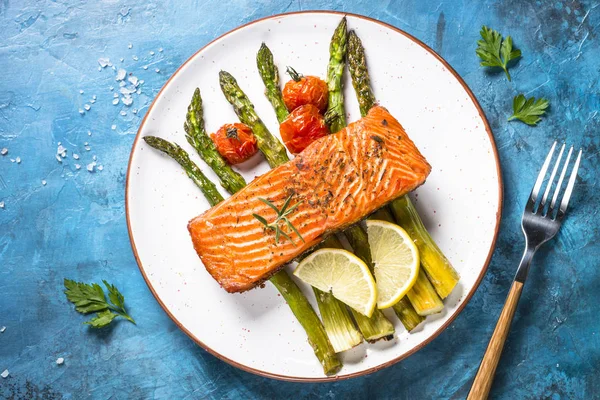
left=324, top=17, right=348, bottom=134
left=219, top=71, right=289, bottom=168
left=143, top=135, right=342, bottom=375
left=215, top=78, right=363, bottom=351
left=254, top=42, right=395, bottom=342
left=257, top=43, right=289, bottom=124
left=392, top=297, right=424, bottom=332
left=347, top=29, right=459, bottom=299
left=184, top=88, right=246, bottom=194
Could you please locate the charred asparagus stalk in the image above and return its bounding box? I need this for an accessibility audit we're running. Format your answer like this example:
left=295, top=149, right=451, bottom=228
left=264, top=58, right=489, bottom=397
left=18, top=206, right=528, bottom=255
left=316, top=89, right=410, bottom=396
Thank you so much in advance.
left=143, top=135, right=341, bottom=375
left=255, top=40, right=395, bottom=342
left=347, top=29, right=459, bottom=300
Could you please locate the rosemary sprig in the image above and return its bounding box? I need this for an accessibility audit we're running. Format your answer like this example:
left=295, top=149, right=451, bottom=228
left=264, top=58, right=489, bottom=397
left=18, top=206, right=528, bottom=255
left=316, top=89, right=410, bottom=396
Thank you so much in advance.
left=253, top=194, right=305, bottom=245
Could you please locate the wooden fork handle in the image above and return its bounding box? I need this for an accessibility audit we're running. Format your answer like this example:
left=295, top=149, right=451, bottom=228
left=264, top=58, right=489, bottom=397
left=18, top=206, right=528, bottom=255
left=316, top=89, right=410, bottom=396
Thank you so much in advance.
left=467, top=281, right=524, bottom=400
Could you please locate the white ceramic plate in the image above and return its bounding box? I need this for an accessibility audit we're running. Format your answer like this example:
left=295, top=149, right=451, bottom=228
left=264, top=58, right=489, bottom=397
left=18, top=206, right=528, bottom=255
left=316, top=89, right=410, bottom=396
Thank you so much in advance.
left=126, top=11, right=502, bottom=381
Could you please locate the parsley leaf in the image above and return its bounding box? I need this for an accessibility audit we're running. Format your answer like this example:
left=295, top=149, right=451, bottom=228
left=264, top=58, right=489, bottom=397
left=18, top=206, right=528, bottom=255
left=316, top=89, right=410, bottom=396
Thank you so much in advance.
left=476, top=26, right=521, bottom=81
left=64, top=279, right=136, bottom=328
left=508, top=94, right=549, bottom=126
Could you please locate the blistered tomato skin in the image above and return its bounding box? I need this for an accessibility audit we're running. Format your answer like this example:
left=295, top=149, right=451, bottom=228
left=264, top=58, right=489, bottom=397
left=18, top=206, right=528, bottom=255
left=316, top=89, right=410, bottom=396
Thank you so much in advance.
left=211, top=123, right=258, bottom=165
left=282, top=76, right=329, bottom=113
left=279, top=104, right=330, bottom=154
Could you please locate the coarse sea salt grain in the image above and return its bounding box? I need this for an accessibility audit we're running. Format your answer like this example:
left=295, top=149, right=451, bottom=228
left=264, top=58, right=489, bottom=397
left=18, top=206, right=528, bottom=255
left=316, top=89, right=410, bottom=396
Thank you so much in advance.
left=15, top=157, right=20, bottom=164
left=122, top=97, right=133, bottom=106
left=1, top=370, right=8, bottom=379
left=143, top=66, right=148, bottom=70
left=150, top=51, right=155, bottom=56
left=87, top=162, right=96, bottom=172
left=98, top=165, right=104, bottom=171
left=132, top=108, right=138, bottom=114
left=92, top=95, right=97, bottom=100
left=111, top=125, right=116, bottom=130
left=128, top=43, right=132, bottom=49
left=120, top=111, right=127, bottom=116
left=88, top=131, right=92, bottom=136
left=120, top=86, right=135, bottom=95
left=84, top=104, right=91, bottom=111
left=79, top=90, right=84, bottom=94
left=159, top=47, right=163, bottom=52
left=98, top=58, right=110, bottom=67
left=112, top=98, right=119, bottom=105
left=0, top=202, right=4, bottom=209
left=56, top=155, right=62, bottom=163
left=93, top=155, right=97, bottom=161
left=42, top=180, right=47, bottom=186
left=120, top=57, right=124, bottom=62
left=78, top=108, right=85, bottom=115
left=133, top=55, right=139, bottom=61
left=119, top=81, right=126, bottom=87
left=57, top=145, right=66, bottom=154
left=85, top=145, right=91, bottom=151
left=75, top=164, right=81, bottom=170
left=109, top=86, right=114, bottom=91
left=113, top=93, right=119, bottom=98
left=1, top=148, right=7, bottom=155
left=0, top=326, right=5, bottom=333
left=90, top=99, right=96, bottom=104
left=56, top=357, right=64, bottom=365
left=155, top=68, right=160, bottom=73
left=116, top=69, right=126, bottom=81
left=73, top=154, right=79, bottom=160
left=128, top=76, right=138, bottom=86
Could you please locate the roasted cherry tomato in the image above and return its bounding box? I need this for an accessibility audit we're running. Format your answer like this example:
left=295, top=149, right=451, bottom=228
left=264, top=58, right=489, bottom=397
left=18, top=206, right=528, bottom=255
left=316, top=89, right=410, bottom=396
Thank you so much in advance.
left=282, top=67, right=329, bottom=113
left=211, top=123, right=258, bottom=164
left=279, top=104, right=330, bottom=154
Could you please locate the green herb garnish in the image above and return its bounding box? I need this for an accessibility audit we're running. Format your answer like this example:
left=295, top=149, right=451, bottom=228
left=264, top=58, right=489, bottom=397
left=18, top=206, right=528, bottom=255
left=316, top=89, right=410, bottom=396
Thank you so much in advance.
left=253, top=194, right=305, bottom=245
left=508, top=94, right=549, bottom=126
left=64, top=279, right=136, bottom=328
left=476, top=26, right=521, bottom=81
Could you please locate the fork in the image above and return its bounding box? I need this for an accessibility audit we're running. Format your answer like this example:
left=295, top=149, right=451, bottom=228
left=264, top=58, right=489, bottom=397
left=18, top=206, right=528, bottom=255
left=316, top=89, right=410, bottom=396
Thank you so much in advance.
left=467, top=142, right=583, bottom=400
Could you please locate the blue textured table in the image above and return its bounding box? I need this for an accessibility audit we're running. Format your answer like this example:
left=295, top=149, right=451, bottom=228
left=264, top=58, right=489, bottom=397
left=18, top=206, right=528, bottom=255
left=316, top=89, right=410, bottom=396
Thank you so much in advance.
left=1, top=1, right=598, bottom=399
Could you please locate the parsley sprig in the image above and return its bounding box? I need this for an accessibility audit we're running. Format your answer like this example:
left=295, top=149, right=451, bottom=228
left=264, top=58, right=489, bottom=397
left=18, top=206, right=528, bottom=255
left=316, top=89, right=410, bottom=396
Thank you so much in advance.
left=508, top=94, right=549, bottom=126
left=476, top=26, right=521, bottom=81
left=64, top=279, right=135, bottom=328
left=253, top=194, right=305, bottom=246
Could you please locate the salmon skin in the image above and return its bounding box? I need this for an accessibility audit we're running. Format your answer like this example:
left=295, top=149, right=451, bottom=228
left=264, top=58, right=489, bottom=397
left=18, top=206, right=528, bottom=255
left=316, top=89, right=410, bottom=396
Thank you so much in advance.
left=188, top=106, right=431, bottom=293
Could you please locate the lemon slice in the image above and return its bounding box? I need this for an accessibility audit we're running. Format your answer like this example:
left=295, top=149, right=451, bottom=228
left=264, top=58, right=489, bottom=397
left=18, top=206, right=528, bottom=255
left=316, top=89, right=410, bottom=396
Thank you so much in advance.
left=366, top=219, right=420, bottom=309
left=294, top=248, right=377, bottom=317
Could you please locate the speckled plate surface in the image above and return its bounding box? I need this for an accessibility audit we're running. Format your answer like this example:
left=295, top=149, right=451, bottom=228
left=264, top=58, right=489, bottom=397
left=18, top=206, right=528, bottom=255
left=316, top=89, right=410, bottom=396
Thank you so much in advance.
left=126, top=11, right=502, bottom=381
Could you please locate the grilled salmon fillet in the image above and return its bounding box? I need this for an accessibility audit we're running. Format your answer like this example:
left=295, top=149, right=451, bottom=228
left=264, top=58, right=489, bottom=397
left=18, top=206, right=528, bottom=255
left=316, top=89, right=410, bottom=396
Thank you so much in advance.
left=188, top=106, right=431, bottom=292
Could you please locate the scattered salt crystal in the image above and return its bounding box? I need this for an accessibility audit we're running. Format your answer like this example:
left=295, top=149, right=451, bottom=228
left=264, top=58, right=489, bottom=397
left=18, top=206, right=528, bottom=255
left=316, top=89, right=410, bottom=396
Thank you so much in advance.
left=75, top=164, right=81, bottom=170
left=112, top=65, right=116, bottom=71
left=139, top=80, right=144, bottom=85
left=98, top=66, right=102, bottom=71
left=128, top=43, right=133, bottom=49
left=119, top=81, right=126, bottom=88
left=128, top=76, right=138, bottom=86
left=120, top=111, right=127, bottom=116
left=112, top=98, right=119, bottom=105
left=90, top=99, right=95, bottom=104
left=56, top=357, right=64, bottom=365
left=120, top=58, right=124, bottom=62
left=57, top=145, right=66, bottom=154
left=98, top=57, right=110, bottom=67
left=108, top=61, right=113, bottom=67
left=88, top=131, right=92, bottom=136
left=143, top=66, right=148, bottom=70
left=109, top=86, right=114, bottom=91
left=111, top=124, right=117, bottom=130
left=159, top=47, right=163, bottom=52
left=1, top=369, right=8, bottom=378
left=79, top=90, right=84, bottom=94
left=132, top=108, right=138, bottom=114
left=120, top=87, right=135, bottom=95
left=84, top=142, right=88, bottom=146
left=84, top=145, right=91, bottom=151
left=93, top=155, right=97, bottom=161
left=42, top=180, right=46, bottom=186
left=92, top=95, right=97, bottom=100
left=136, top=89, right=141, bottom=95
left=133, top=55, right=139, bottom=61
left=113, top=93, right=119, bottom=98
left=56, top=155, right=62, bottom=163
left=1, top=148, right=7, bottom=155
left=0, top=326, right=5, bottom=332
left=10, top=159, right=15, bottom=163
left=61, top=151, right=66, bottom=158
left=122, top=96, right=133, bottom=106
left=155, top=68, right=160, bottom=73
left=78, top=108, right=84, bottom=115
left=116, top=69, right=126, bottom=81
left=15, top=157, right=21, bottom=164
left=87, top=162, right=96, bottom=172
left=150, top=51, right=155, bottom=56
left=97, top=165, right=104, bottom=171
left=84, top=104, right=91, bottom=111
left=73, top=154, right=80, bottom=160
left=0, top=202, right=4, bottom=209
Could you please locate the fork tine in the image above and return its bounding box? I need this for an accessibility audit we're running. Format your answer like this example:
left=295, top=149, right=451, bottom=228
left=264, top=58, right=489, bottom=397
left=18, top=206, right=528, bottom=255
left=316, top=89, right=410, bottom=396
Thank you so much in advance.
left=550, top=146, right=573, bottom=211
left=526, top=141, right=556, bottom=212
left=540, top=143, right=565, bottom=211
left=557, top=148, right=582, bottom=218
